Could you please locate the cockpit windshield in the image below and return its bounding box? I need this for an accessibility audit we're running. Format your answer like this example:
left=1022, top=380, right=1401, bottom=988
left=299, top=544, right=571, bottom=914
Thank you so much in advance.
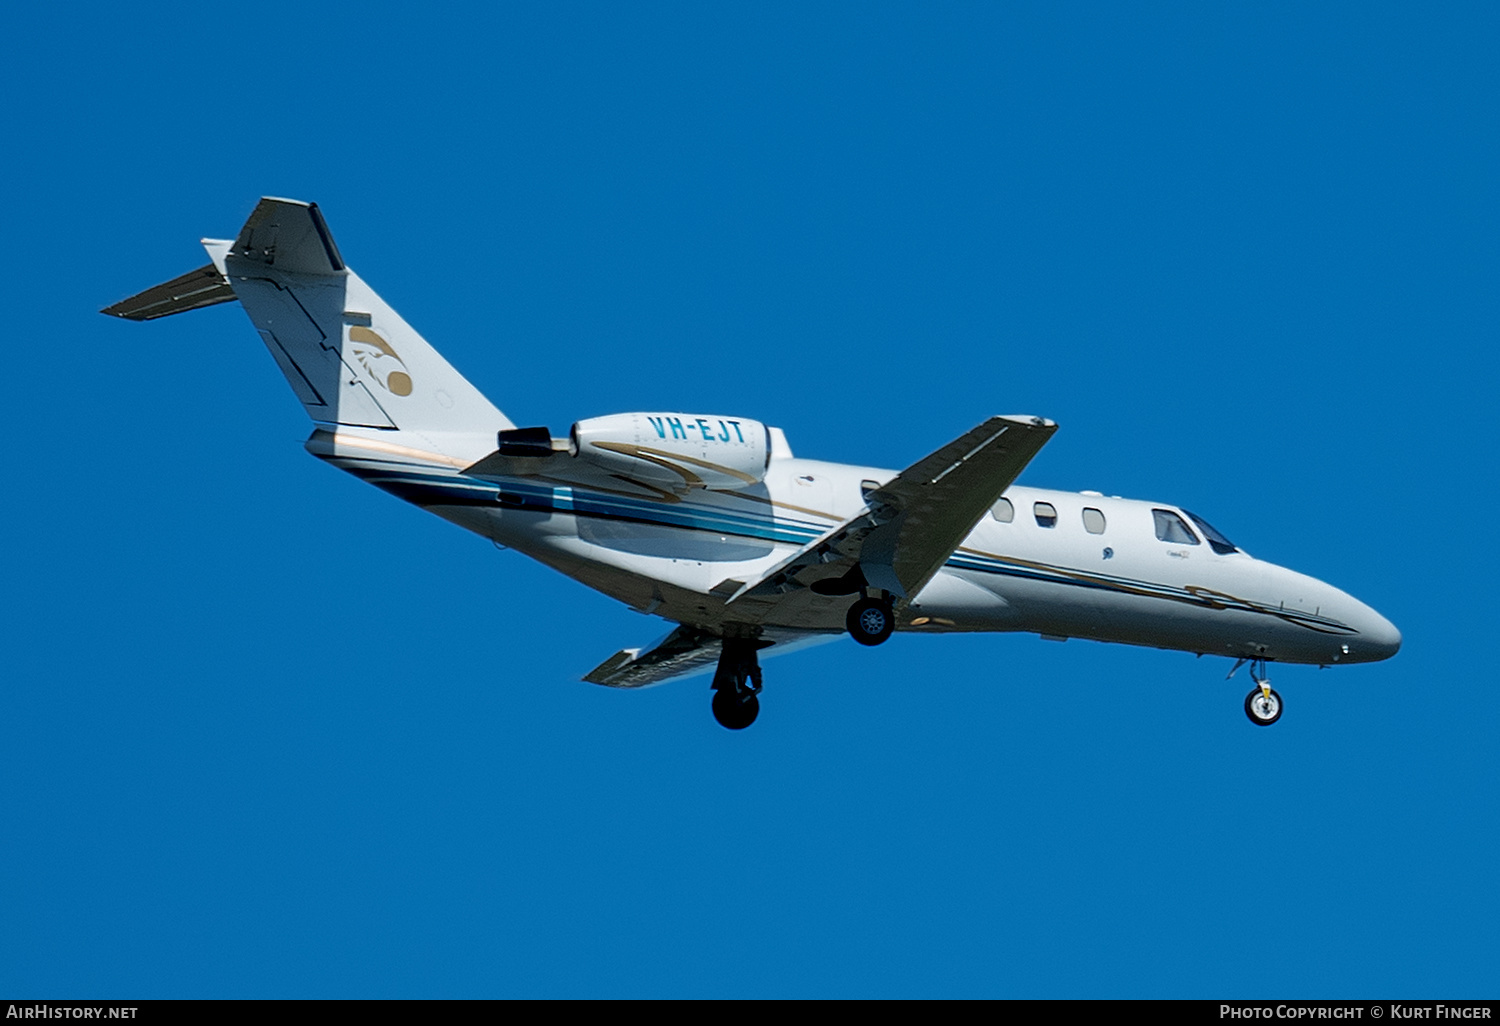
left=1153, top=509, right=1199, bottom=545
left=1183, top=510, right=1239, bottom=555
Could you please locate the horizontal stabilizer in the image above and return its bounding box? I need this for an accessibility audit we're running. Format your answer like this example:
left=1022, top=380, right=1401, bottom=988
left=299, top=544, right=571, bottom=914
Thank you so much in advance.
left=101, top=264, right=235, bottom=321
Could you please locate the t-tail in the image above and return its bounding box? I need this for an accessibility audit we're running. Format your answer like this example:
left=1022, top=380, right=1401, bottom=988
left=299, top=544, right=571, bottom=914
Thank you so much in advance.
left=102, top=197, right=513, bottom=472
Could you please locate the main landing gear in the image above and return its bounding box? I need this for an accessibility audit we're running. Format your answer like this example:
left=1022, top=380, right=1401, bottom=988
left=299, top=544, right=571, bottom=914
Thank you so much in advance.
left=1230, top=657, right=1283, bottom=726
left=846, top=596, right=895, bottom=647
left=710, top=595, right=895, bottom=730
left=711, top=638, right=765, bottom=730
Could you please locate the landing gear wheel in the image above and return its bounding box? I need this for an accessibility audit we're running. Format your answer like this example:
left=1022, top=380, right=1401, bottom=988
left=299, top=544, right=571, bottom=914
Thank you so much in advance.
left=710, top=638, right=764, bottom=730
left=1244, top=686, right=1283, bottom=726
left=846, top=597, right=895, bottom=647
left=712, top=687, right=760, bottom=730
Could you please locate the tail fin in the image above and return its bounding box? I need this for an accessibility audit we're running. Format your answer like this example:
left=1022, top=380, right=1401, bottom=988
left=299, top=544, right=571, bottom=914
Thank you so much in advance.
left=103, top=198, right=513, bottom=457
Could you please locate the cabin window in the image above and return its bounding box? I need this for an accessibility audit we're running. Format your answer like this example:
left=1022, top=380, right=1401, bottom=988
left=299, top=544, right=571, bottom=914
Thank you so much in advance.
left=1082, top=507, right=1106, bottom=534
left=990, top=497, right=1014, bottom=523
left=1183, top=510, right=1239, bottom=555
left=1034, top=502, right=1057, bottom=528
left=1152, top=509, right=1199, bottom=545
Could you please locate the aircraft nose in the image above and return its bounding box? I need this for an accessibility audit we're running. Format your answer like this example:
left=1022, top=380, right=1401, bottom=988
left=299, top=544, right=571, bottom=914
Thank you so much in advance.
left=1350, top=603, right=1402, bottom=662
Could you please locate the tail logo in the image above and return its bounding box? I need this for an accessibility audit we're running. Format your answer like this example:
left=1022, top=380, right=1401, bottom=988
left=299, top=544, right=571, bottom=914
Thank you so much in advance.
left=347, top=326, right=413, bottom=397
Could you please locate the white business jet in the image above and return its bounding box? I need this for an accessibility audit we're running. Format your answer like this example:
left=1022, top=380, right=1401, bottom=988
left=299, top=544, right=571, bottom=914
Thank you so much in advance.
left=103, top=198, right=1401, bottom=730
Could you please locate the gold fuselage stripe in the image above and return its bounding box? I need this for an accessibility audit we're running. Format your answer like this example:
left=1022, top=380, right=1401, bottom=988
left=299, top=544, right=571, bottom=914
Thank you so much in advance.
left=330, top=431, right=469, bottom=469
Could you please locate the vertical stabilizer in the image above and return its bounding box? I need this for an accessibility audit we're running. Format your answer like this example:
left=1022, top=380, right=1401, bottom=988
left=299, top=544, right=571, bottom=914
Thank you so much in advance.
left=215, top=198, right=514, bottom=461
left=104, top=198, right=514, bottom=464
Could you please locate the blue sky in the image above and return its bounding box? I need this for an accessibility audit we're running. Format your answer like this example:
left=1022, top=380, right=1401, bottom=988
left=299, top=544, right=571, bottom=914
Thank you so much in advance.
left=2, top=2, right=1496, bottom=998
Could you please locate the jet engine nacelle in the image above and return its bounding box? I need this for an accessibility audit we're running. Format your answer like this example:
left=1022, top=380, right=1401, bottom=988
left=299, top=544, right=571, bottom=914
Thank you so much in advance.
left=570, top=412, right=770, bottom=492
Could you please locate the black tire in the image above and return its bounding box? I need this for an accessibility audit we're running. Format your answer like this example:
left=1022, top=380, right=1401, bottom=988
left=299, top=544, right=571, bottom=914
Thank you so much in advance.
left=712, top=688, right=760, bottom=730
left=1244, top=686, right=1283, bottom=726
left=846, top=597, right=895, bottom=647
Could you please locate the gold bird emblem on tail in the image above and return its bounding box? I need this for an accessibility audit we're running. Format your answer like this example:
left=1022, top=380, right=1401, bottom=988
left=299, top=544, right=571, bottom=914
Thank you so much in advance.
left=347, top=326, right=413, bottom=396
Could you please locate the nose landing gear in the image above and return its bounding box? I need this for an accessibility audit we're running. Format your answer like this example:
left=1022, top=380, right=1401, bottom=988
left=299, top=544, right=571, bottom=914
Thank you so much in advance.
left=1245, top=685, right=1283, bottom=726
left=1230, top=657, right=1283, bottom=726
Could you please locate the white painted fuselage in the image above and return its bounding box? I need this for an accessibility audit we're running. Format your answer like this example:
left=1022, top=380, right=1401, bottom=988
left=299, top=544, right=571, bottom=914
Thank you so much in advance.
left=311, top=427, right=1401, bottom=668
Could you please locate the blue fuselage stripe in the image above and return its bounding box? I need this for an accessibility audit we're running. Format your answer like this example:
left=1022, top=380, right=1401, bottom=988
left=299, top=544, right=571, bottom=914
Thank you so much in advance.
left=334, top=461, right=1352, bottom=632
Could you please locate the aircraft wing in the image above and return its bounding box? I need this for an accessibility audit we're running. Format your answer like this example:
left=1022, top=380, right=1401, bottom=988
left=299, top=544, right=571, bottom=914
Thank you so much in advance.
left=728, top=415, right=1057, bottom=607
left=583, top=625, right=836, bottom=689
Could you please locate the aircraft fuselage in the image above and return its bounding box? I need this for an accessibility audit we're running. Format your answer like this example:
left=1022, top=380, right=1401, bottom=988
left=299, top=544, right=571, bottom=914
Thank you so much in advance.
left=311, top=429, right=1400, bottom=668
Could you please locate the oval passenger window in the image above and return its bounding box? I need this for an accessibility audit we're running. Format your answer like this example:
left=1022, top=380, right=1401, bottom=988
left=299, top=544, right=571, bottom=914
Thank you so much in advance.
left=1034, top=502, right=1057, bottom=528
left=1082, top=507, right=1106, bottom=534
left=990, top=497, right=1014, bottom=523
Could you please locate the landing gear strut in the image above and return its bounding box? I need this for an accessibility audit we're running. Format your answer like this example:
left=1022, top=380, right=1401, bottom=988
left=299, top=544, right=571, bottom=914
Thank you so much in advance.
left=711, top=638, right=764, bottom=730
left=1232, top=657, right=1283, bottom=726
left=846, top=596, right=895, bottom=646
